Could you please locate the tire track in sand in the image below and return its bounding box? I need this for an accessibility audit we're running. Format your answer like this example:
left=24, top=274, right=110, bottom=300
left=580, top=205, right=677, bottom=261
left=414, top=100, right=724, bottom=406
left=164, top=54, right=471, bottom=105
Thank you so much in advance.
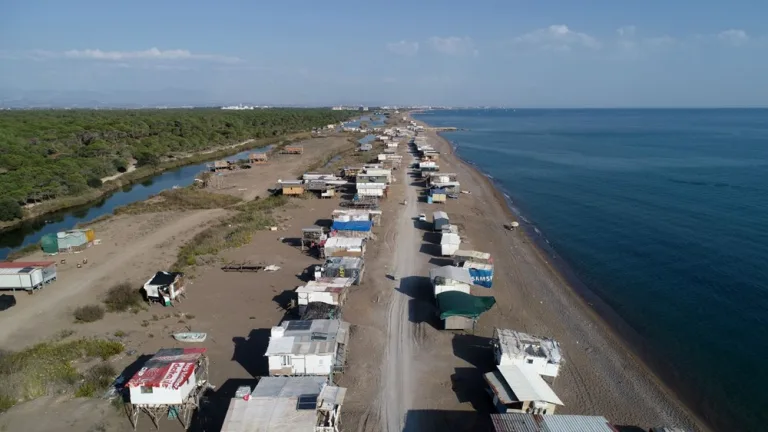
left=379, top=159, right=421, bottom=432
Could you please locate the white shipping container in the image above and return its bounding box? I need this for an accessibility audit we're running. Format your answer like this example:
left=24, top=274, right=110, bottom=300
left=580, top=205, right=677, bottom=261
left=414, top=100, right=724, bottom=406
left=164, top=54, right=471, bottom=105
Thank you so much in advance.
left=0, top=267, right=43, bottom=290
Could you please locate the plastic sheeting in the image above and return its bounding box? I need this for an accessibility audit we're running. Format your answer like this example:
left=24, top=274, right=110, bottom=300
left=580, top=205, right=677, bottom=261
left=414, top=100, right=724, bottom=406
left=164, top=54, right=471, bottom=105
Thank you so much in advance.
left=468, top=267, right=494, bottom=288
left=436, top=291, right=496, bottom=320
left=331, top=220, right=373, bottom=232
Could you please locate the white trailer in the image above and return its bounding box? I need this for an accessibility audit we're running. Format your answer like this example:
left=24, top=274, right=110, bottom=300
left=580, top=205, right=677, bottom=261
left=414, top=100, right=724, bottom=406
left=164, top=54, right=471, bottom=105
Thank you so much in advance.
left=0, top=267, right=44, bottom=292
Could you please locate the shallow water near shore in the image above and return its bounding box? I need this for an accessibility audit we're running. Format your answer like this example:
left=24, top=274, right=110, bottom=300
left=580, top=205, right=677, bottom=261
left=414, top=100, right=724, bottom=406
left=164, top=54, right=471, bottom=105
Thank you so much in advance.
left=416, top=108, right=768, bottom=432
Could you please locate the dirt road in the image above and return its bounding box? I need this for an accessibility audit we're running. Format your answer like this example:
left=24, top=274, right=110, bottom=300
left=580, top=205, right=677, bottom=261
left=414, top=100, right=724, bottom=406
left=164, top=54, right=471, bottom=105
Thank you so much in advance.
left=379, top=162, right=422, bottom=432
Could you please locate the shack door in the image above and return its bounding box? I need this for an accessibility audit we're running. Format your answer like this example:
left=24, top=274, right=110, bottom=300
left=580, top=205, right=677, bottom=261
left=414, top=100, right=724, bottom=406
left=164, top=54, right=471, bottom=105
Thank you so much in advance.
left=293, top=356, right=306, bottom=374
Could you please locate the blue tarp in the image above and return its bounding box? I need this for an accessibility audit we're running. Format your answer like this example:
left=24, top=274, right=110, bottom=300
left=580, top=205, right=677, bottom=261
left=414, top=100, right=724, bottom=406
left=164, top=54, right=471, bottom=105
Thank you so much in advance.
left=468, top=267, right=494, bottom=288
left=332, top=220, right=373, bottom=232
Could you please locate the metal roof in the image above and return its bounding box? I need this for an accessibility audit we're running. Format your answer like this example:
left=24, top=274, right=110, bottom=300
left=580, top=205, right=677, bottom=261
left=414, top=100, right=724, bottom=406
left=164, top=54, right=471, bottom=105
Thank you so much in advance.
left=491, top=413, right=618, bottom=432
left=487, top=365, right=564, bottom=406
left=491, top=413, right=617, bottom=432
left=222, top=377, right=345, bottom=432
left=433, top=211, right=449, bottom=220
left=265, top=319, right=349, bottom=356
left=324, top=237, right=365, bottom=248
left=430, top=266, right=473, bottom=285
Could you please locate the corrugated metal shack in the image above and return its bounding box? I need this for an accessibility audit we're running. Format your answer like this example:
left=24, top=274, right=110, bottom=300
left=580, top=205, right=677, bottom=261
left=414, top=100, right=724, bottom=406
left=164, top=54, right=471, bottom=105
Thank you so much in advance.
left=322, top=237, right=366, bottom=257
left=321, top=257, right=365, bottom=285
left=221, top=377, right=346, bottom=432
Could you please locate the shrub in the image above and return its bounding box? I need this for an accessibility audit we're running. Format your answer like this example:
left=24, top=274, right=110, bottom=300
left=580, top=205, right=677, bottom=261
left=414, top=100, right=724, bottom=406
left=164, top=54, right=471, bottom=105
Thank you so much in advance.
left=103, top=282, right=143, bottom=312
left=75, top=362, right=116, bottom=398
left=87, top=177, right=103, bottom=188
left=0, top=197, right=22, bottom=221
left=0, top=338, right=123, bottom=410
left=5, top=243, right=40, bottom=261
left=73, top=305, right=105, bottom=323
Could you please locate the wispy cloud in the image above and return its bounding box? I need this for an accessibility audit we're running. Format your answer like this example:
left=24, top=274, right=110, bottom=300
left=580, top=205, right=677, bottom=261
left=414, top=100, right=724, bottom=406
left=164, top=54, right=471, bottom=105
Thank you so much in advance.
left=427, top=36, right=478, bottom=56
left=717, top=29, right=750, bottom=46
left=617, top=26, right=636, bottom=38
left=386, top=40, right=419, bottom=56
left=513, top=25, right=601, bottom=50
left=27, top=47, right=241, bottom=63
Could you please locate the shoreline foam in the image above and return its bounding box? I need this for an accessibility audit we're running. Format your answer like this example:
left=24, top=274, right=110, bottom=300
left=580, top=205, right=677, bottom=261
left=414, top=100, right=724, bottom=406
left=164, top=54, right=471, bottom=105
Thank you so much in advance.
left=412, top=113, right=714, bottom=432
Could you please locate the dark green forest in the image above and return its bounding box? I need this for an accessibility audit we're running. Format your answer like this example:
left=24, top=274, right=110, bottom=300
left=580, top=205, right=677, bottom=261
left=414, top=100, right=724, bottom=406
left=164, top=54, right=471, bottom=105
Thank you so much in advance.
left=0, top=109, right=354, bottom=220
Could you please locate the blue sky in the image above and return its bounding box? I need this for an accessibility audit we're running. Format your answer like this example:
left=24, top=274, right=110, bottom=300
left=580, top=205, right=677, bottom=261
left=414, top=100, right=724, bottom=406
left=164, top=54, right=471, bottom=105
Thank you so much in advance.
left=1, top=0, right=766, bottom=107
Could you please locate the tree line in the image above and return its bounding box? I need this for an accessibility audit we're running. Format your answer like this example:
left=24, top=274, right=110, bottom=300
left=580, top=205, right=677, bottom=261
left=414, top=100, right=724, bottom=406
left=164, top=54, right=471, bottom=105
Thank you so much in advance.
left=0, top=108, right=355, bottom=221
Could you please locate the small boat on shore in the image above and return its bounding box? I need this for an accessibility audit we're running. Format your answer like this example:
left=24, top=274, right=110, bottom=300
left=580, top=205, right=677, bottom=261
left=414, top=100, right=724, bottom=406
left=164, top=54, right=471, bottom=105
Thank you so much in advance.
left=173, top=332, right=207, bottom=342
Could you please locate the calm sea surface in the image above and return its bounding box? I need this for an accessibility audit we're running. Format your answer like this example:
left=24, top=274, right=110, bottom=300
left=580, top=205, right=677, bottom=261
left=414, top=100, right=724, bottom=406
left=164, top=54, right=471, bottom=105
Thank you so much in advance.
left=415, top=109, right=768, bottom=432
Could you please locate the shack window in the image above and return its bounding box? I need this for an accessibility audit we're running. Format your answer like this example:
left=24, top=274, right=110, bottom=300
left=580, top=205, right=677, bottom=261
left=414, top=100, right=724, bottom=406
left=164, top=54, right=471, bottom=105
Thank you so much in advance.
left=526, top=359, right=534, bottom=364
left=141, top=386, right=154, bottom=394
left=280, top=355, right=292, bottom=366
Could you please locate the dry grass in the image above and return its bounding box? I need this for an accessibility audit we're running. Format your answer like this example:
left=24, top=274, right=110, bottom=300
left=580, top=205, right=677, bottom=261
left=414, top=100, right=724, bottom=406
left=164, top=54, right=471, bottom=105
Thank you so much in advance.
left=114, top=187, right=241, bottom=215
left=0, top=338, right=123, bottom=412
left=5, top=243, right=41, bottom=261
left=103, top=282, right=144, bottom=312
left=73, top=304, right=105, bottom=323
left=172, top=195, right=288, bottom=271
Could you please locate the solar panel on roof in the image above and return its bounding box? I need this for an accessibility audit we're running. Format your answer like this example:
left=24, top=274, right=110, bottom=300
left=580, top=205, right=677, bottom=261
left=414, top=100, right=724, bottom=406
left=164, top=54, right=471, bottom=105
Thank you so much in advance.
left=296, top=394, right=318, bottom=410
left=286, top=320, right=312, bottom=331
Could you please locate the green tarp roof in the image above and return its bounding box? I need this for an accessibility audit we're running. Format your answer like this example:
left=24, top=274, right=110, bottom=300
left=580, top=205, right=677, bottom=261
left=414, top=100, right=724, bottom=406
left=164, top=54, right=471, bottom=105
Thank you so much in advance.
left=436, top=291, right=496, bottom=320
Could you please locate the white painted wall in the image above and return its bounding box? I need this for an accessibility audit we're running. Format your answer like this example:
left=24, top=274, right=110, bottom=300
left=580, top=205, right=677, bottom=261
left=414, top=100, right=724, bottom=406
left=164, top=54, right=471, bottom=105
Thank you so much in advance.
left=128, top=371, right=196, bottom=405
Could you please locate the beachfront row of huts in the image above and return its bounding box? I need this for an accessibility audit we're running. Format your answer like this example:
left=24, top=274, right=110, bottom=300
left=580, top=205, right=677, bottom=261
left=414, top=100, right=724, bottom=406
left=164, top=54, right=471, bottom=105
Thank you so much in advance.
left=408, top=133, right=687, bottom=431
left=409, top=135, right=571, bottom=418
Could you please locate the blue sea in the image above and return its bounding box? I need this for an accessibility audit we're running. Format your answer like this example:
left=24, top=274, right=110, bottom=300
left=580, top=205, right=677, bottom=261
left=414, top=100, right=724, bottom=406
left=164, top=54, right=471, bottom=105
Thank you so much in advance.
left=415, top=109, right=768, bottom=432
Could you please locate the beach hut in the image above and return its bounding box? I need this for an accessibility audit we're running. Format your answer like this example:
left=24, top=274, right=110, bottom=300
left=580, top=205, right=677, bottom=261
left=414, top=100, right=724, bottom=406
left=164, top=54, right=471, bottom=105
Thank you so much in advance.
left=143, top=271, right=185, bottom=306
left=56, top=229, right=92, bottom=252
left=265, top=319, right=350, bottom=376
left=321, top=257, right=365, bottom=285
left=429, top=266, right=472, bottom=297
left=331, top=220, right=373, bottom=239
left=221, top=377, right=346, bottom=432
left=493, top=329, right=563, bottom=378
left=484, top=365, right=564, bottom=415
left=322, top=237, right=366, bottom=257
left=125, top=348, right=210, bottom=430
left=332, top=209, right=383, bottom=226
left=295, top=277, right=354, bottom=314
left=282, top=145, right=304, bottom=154
left=433, top=212, right=450, bottom=232
left=302, top=226, right=327, bottom=252
left=248, top=152, right=268, bottom=164
left=430, top=188, right=447, bottom=204
left=280, top=180, right=305, bottom=195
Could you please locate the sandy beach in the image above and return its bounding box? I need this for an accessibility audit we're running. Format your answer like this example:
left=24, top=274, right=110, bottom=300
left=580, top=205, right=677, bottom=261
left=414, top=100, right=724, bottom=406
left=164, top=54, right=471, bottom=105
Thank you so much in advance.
left=0, top=118, right=712, bottom=432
